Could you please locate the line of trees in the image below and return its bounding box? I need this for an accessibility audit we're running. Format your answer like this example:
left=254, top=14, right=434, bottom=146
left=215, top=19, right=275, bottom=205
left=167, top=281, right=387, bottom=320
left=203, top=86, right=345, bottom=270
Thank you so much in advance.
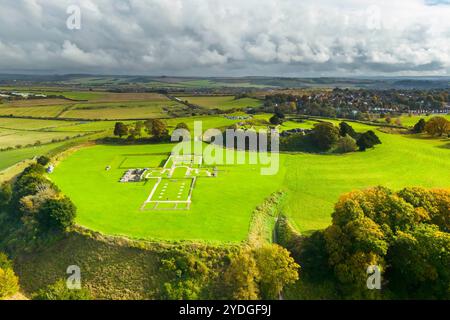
left=280, top=121, right=381, bottom=153
left=113, top=120, right=190, bottom=142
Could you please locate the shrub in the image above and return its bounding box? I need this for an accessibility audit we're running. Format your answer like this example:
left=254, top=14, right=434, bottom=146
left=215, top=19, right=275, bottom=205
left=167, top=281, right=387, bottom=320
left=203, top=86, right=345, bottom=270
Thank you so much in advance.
left=413, top=119, right=426, bottom=133
left=339, top=122, right=357, bottom=138
left=223, top=248, right=260, bottom=300
left=0, top=253, right=19, bottom=299
left=0, top=268, right=19, bottom=299
left=253, top=244, right=299, bottom=299
left=0, top=182, right=12, bottom=210
left=37, top=156, right=51, bottom=166
left=335, top=135, right=357, bottom=153
left=310, top=122, right=340, bottom=151
left=425, top=116, right=450, bottom=136
left=269, top=115, right=282, bottom=125
left=37, top=197, right=76, bottom=232
left=33, top=279, right=92, bottom=300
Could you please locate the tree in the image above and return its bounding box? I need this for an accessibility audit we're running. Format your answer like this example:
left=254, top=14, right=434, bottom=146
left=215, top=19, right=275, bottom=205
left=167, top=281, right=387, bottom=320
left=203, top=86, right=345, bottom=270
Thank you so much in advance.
left=335, top=135, right=357, bottom=153
left=356, top=131, right=381, bottom=151
left=113, top=122, right=128, bottom=138
left=145, top=119, right=169, bottom=141
left=269, top=115, right=282, bottom=125
left=175, top=122, right=190, bottom=132
left=128, top=121, right=144, bottom=139
left=413, top=118, right=426, bottom=133
left=224, top=248, right=260, bottom=300
left=339, top=122, right=357, bottom=138
left=425, top=116, right=450, bottom=136
left=0, top=268, right=19, bottom=299
left=388, top=224, right=450, bottom=299
left=310, top=122, right=340, bottom=151
left=37, top=156, right=51, bottom=166
left=37, top=197, right=76, bottom=232
left=253, top=244, right=299, bottom=299
left=0, top=253, right=19, bottom=299
left=274, top=109, right=285, bottom=119
left=397, top=187, right=450, bottom=232
left=33, top=279, right=92, bottom=300
left=0, top=182, right=12, bottom=210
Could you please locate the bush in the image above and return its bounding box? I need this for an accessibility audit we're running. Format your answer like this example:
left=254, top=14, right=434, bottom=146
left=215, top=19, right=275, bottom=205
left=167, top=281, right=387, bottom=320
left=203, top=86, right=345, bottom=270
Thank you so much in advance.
left=357, top=130, right=381, bottom=151
left=254, top=244, right=300, bottom=299
left=335, top=135, right=357, bottom=153
left=37, top=197, right=76, bottom=232
left=37, top=156, right=51, bottom=166
left=310, top=122, right=340, bottom=151
left=33, top=279, right=92, bottom=300
left=223, top=248, right=260, bottom=300
left=0, top=182, right=12, bottom=210
left=339, top=122, right=357, bottom=138
left=0, top=268, right=19, bottom=299
left=425, top=116, right=450, bottom=136
left=0, top=253, right=19, bottom=299
left=269, top=115, right=282, bottom=125
left=413, top=119, right=426, bottom=133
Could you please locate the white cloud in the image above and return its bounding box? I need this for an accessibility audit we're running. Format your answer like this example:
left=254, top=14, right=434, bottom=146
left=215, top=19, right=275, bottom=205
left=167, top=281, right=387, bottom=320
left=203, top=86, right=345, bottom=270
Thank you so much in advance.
left=0, top=0, right=449, bottom=76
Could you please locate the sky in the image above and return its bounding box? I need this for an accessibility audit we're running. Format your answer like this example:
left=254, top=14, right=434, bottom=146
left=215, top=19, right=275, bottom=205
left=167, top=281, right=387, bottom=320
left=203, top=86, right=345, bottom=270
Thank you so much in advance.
left=0, top=0, right=449, bottom=77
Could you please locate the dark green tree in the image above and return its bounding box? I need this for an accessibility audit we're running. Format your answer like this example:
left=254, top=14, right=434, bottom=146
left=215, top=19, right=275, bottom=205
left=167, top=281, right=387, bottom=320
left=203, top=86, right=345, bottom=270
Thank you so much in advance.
left=413, top=118, right=426, bottom=133
left=311, top=122, right=340, bottom=151
left=37, top=197, right=76, bottom=232
left=113, top=122, right=128, bottom=138
left=339, top=122, right=357, bottom=138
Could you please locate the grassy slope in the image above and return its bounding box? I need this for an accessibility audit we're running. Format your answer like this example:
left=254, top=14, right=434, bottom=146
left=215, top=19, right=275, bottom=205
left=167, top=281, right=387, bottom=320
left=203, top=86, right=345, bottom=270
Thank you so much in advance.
left=10, top=230, right=233, bottom=300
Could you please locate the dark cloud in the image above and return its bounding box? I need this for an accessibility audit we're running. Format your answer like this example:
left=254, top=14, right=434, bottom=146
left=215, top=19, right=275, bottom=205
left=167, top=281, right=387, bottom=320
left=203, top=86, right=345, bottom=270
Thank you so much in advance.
left=0, top=0, right=449, bottom=76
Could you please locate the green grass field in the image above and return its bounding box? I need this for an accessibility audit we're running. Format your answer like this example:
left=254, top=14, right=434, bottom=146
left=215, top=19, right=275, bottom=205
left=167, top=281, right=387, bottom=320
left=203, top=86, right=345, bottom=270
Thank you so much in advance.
left=49, top=117, right=450, bottom=242
left=0, top=105, right=66, bottom=117
left=177, top=96, right=262, bottom=110
left=0, top=129, right=85, bottom=148
left=50, top=143, right=286, bottom=243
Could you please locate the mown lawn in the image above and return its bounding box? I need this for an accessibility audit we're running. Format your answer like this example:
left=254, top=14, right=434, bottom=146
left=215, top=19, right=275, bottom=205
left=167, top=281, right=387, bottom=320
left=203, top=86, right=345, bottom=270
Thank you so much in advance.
left=50, top=143, right=286, bottom=243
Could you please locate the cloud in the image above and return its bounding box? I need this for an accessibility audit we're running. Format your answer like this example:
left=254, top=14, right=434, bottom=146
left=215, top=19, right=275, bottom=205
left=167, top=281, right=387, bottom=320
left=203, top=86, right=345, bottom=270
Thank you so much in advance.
left=0, top=0, right=449, bottom=76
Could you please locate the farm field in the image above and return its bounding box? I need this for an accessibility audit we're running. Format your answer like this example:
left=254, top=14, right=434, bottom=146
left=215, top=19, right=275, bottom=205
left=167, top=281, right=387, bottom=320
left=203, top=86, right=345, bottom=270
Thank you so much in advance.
left=0, top=142, right=66, bottom=172
left=0, top=129, right=86, bottom=148
left=177, top=95, right=262, bottom=110
left=0, top=105, right=66, bottom=117
left=0, top=118, right=79, bottom=130
left=58, top=100, right=185, bottom=120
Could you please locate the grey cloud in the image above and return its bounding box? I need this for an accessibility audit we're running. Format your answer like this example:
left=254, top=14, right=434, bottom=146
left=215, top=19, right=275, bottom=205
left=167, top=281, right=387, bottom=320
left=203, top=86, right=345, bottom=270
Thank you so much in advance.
left=0, top=0, right=449, bottom=76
